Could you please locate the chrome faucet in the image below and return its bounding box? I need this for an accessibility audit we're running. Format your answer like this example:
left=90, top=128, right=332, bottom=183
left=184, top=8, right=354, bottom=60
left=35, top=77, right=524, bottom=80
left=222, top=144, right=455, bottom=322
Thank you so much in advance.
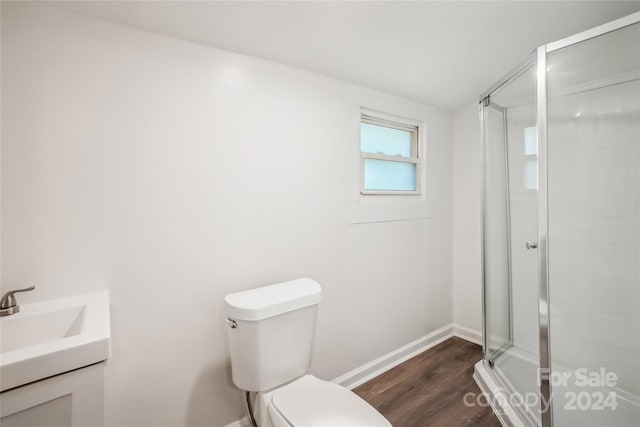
left=0, top=286, right=35, bottom=317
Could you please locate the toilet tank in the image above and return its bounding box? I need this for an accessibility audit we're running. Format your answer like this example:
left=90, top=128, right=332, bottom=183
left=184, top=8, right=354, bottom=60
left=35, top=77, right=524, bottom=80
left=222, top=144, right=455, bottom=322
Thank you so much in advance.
left=224, top=278, right=322, bottom=392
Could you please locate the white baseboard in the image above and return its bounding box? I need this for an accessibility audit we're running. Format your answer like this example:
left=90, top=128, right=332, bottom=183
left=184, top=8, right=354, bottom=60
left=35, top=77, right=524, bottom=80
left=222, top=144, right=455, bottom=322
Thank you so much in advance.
left=332, top=323, right=455, bottom=389
left=223, top=323, right=482, bottom=427
left=224, top=416, right=252, bottom=427
left=452, top=323, right=482, bottom=345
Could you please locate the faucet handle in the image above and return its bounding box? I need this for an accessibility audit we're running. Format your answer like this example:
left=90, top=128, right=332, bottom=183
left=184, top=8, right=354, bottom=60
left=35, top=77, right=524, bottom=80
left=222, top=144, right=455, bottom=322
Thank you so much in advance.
left=0, top=286, right=36, bottom=309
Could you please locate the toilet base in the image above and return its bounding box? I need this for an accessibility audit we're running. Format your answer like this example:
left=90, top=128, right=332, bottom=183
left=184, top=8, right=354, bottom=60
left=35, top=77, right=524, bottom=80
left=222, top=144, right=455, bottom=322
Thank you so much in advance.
left=253, top=388, right=274, bottom=427
left=254, top=384, right=288, bottom=427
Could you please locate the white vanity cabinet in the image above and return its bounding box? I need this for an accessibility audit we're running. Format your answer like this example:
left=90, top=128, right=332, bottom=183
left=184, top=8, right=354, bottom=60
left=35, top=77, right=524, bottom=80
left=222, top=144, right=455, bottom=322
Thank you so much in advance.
left=0, top=362, right=105, bottom=427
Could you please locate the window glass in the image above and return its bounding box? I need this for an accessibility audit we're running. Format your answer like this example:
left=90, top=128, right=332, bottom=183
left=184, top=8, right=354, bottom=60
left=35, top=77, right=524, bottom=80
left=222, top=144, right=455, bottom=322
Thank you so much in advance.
left=523, top=126, right=538, bottom=190
left=363, top=159, right=416, bottom=191
left=524, top=126, right=538, bottom=156
left=360, top=123, right=412, bottom=158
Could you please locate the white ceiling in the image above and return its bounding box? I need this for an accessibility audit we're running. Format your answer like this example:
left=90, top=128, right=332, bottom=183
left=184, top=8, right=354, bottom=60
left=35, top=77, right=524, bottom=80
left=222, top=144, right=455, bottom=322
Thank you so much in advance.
left=51, top=1, right=640, bottom=111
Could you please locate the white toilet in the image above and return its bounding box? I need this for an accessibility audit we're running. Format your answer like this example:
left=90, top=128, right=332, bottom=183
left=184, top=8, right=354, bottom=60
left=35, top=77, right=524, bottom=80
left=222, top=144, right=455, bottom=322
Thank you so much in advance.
left=224, top=278, right=391, bottom=427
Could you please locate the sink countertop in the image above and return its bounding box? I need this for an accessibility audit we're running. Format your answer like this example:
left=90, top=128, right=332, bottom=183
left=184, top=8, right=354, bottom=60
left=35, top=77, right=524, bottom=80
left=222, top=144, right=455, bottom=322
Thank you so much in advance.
left=0, top=290, right=111, bottom=392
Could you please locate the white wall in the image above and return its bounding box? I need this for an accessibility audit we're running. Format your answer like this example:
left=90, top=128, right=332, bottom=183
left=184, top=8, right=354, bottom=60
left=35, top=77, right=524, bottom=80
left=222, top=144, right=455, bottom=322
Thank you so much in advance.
left=1, top=3, right=453, bottom=426
left=451, top=102, right=483, bottom=333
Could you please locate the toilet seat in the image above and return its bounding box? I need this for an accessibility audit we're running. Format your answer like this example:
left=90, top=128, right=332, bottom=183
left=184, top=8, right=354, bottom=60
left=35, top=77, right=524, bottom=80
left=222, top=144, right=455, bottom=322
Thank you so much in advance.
left=269, top=375, right=391, bottom=427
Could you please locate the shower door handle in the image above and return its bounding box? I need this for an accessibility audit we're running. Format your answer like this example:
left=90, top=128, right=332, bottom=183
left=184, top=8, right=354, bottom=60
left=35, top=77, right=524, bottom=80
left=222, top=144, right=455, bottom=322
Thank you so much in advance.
left=525, top=241, right=538, bottom=250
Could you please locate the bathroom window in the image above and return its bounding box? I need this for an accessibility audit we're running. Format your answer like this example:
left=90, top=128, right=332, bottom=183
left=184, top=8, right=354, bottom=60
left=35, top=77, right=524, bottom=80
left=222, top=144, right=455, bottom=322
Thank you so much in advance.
left=360, top=115, right=420, bottom=194
left=523, top=126, right=538, bottom=191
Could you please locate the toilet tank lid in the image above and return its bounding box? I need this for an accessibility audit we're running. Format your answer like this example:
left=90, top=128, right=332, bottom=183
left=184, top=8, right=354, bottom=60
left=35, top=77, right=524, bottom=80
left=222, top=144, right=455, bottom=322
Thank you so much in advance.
left=224, top=278, right=322, bottom=321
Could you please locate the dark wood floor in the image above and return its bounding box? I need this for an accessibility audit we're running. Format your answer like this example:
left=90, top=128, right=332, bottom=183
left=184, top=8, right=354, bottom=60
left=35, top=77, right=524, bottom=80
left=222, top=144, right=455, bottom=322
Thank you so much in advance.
left=354, top=337, right=501, bottom=427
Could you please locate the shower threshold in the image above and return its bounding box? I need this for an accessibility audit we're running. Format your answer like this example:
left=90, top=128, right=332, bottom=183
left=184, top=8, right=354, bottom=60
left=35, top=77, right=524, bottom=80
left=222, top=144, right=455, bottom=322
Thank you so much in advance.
left=474, top=360, right=532, bottom=427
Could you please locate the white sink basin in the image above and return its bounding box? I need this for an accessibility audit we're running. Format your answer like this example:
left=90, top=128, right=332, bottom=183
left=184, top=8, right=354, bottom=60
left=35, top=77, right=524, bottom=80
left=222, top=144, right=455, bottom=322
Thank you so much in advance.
left=0, top=290, right=111, bottom=391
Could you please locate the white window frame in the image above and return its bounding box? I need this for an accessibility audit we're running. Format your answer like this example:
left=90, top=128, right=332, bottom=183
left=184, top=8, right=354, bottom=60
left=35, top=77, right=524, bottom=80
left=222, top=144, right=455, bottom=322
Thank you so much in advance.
left=360, top=114, right=421, bottom=195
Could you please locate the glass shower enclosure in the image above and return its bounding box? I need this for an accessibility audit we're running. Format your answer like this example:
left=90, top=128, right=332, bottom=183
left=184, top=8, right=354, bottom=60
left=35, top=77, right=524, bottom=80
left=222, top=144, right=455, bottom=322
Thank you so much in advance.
left=479, top=12, right=640, bottom=427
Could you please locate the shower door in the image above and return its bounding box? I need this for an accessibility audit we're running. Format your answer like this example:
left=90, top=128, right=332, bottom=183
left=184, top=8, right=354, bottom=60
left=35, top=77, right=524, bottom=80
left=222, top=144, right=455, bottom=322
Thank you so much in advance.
left=482, top=58, right=542, bottom=425
left=482, top=100, right=512, bottom=362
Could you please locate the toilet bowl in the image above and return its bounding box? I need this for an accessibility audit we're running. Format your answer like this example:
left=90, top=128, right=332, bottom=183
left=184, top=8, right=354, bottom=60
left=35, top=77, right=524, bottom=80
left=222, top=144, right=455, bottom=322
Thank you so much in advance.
left=224, top=279, right=391, bottom=427
left=263, top=375, right=390, bottom=427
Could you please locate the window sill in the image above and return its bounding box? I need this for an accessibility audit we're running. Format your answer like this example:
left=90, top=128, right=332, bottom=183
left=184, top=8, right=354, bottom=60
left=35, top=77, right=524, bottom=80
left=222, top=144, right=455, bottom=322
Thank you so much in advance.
left=348, top=197, right=433, bottom=224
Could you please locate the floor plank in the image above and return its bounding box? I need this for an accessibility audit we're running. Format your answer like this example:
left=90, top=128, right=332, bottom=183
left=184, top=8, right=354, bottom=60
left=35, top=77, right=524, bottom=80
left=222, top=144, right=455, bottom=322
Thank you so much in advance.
left=354, top=337, right=501, bottom=427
